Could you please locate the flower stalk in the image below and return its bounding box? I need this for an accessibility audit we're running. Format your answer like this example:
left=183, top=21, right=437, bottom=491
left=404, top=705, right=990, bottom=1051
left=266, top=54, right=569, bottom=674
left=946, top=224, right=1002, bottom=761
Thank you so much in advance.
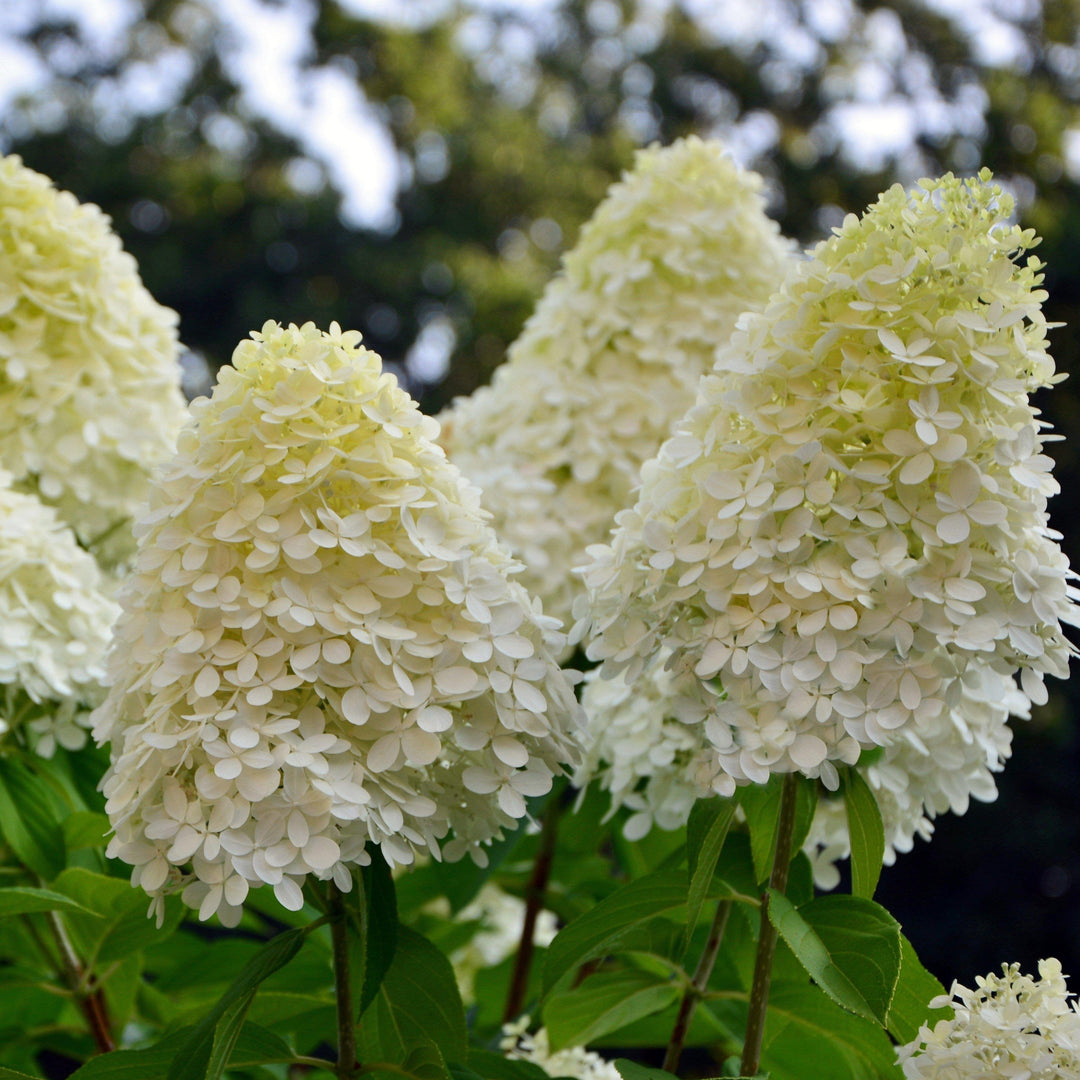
left=741, top=773, right=799, bottom=1076
left=662, top=898, right=732, bottom=1074
left=43, top=909, right=115, bottom=1054
left=329, top=881, right=358, bottom=1080
left=503, top=793, right=562, bottom=1022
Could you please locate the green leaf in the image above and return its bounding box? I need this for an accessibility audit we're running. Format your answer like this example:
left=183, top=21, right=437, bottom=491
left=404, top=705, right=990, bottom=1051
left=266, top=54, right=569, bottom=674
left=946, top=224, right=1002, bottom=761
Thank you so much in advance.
left=0, top=758, right=66, bottom=879
left=885, top=935, right=951, bottom=1044
left=544, top=969, right=681, bottom=1050
left=842, top=772, right=884, bottom=899
left=613, top=1059, right=679, bottom=1080
left=357, top=926, right=468, bottom=1065
left=739, top=778, right=816, bottom=885
left=542, top=872, right=690, bottom=997
left=68, top=1023, right=296, bottom=1078
left=53, top=868, right=183, bottom=967
left=762, top=982, right=901, bottom=1080
left=358, top=847, right=398, bottom=1015
left=164, top=926, right=306, bottom=1080
left=0, top=1068, right=41, bottom=1079
left=685, top=797, right=738, bottom=950
left=62, top=811, right=111, bottom=852
left=465, top=1050, right=551, bottom=1080
left=768, top=892, right=900, bottom=1026
left=0, top=886, right=96, bottom=917
left=205, top=991, right=256, bottom=1080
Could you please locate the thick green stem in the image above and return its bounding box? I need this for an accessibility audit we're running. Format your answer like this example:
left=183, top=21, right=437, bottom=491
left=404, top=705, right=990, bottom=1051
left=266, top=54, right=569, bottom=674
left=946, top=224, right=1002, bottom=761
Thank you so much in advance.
left=43, top=909, right=115, bottom=1054
left=740, top=773, right=799, bottom=1077
left=662, top=899, right=732, bottom=1074
left=329, top=881, right=358, bottom=1080
left=503, top=794, right=562, bottom=1023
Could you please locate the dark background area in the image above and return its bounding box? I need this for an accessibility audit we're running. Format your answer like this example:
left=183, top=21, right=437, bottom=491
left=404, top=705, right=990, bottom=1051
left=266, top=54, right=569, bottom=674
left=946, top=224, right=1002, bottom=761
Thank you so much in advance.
left=6, top=0, right=1080, bottom=988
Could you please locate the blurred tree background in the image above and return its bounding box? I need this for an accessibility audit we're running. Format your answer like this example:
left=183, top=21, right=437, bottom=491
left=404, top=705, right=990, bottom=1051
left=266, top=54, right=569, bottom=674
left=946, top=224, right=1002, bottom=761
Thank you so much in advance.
left=5, top=0, right=1080, bottom=988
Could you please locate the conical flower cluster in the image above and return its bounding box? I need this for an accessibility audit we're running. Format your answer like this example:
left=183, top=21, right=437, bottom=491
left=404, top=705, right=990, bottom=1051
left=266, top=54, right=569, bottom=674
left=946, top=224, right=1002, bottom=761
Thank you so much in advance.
left=582, top=171, right=1077, bottom=794
left=0, top=154, right=186, bottom=563
left=439, top=137, right=792, bottom=630
left=0, top=475, right=119, bottom=754
left=93, top=322, right=582, bottom=925
left=898, top=958, right=1080, bottom=1078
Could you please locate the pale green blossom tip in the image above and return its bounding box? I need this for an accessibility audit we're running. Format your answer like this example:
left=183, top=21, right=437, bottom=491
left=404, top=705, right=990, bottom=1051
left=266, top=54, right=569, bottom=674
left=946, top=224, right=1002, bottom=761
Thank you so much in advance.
left=0, top=154, right=187, bottom=563
left=93, top=321, right=583, bottom=926
left=440, top=136, right=794, bottom=632
left=582, top=171, right=1077, bottom=795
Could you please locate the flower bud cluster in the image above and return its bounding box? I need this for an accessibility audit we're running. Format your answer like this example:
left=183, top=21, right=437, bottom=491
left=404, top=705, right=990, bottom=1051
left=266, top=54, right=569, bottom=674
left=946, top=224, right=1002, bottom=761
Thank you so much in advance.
left=440, top=137, right=791, bottom=630
left=582, top=172, right=1077, bottom=793
left=93, top=321, right=582, bottom=924
left=0, top=154, right=186, bottom=563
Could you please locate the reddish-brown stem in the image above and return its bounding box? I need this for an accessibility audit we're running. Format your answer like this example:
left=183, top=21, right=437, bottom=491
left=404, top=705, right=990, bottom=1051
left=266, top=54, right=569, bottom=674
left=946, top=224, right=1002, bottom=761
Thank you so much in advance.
left=740, top=773, right=799, bottom=1077
left=662, top=899, right=732, bottom=1074
left=503, top=796, right=561, bottom=1022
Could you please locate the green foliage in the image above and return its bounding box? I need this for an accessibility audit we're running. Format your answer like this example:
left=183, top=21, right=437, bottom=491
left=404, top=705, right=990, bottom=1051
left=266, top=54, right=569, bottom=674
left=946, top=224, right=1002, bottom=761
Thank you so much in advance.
left=357, top=925, right=468, bottom=1068
left=685, top=797, right=738, bottom=950
left=840, top=772, right=885, bottom=901
left=164, top=927, right=306, bottom=1080
left=767, top=893, right=902, bottom=1026
left=544, top=970, right=681, bottom=1051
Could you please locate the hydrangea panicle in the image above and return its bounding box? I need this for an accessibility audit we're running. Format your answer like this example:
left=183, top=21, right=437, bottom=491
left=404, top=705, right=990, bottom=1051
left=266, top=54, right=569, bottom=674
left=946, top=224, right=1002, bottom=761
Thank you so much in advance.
left=581, top=171, right=1077, bottom=798
left=93, top=321, right=582, bottom=925
left=0, top=155, right=186, bottom=563
left=439, top=137, right=792, bottom=631
left=0, top=473, right=119, bottom=754
left=898, top=958, right=1080, bottom=1078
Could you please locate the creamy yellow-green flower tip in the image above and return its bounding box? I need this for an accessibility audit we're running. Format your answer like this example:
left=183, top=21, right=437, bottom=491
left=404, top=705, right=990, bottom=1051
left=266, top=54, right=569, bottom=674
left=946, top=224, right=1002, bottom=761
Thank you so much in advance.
left=898, top=958, right=1080, bottom=1078
left=0, top=474, right=119, bottom=755
left=439, top=137, right=793, bottom=635
left=0, top=154, right=186, bottom=564
left=93, top=321, right=582, bottom=926
left=582, top=172, right=1077, bottom=793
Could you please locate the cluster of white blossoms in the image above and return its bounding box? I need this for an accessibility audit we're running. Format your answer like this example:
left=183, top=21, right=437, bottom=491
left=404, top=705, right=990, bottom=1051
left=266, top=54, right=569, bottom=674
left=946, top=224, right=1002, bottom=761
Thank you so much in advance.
left=93, top=321, right=582, bottom=925
left=0, top=475, right=119, bottom=753
left=581, top=171, right=1077, bottom=796
left=501, top=1019, right=622, bottom=1080
left=898, top=958, right=1080, bottom=1078
left=439, top=137, right=792, bottom=631
left=804, top=663, right=1027, bottom=886
left=580, top=654, right=1025, bottom=881
left=0, top=154, right=186, bottom=563
left=448, top=882, right=557, bottom=1003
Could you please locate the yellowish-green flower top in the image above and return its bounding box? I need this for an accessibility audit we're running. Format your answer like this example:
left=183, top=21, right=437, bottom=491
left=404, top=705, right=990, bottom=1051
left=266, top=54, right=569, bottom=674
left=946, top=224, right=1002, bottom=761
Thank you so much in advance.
left=582, top=172, right=1076, bottom=793
left=439, top=137, right=792, bottom=633
left=0, top=154, right=186, bottom=563
left=93, top=321, right=582, bottom=925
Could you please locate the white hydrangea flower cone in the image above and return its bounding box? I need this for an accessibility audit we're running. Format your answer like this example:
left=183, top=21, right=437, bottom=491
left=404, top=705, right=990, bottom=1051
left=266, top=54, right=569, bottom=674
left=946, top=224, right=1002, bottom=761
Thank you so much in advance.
left=0, top=475, right=119, bottom=754
left=93, top=321, right=582, bottom=925
left=898, top=958, right=1080, bottom=1078
left=439, top=137, right=792, bottom=631
left=582, top=171, right=1078, bottom=794
left=0, top=155, right=186, bottom=562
